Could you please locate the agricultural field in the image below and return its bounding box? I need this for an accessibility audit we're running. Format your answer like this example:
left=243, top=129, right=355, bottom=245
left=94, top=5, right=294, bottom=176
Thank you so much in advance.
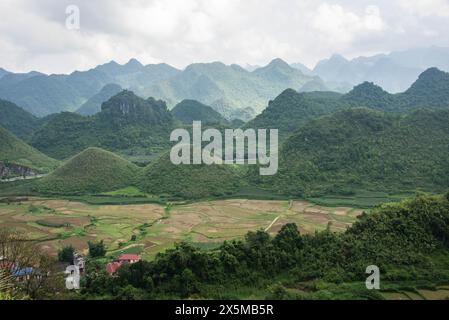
left=0, top=197, right=364, bottom=260
left=381, top=287, right=449, bottom=300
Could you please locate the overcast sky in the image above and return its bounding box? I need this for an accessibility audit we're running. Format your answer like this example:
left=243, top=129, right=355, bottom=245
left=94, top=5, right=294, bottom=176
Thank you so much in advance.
left=1, top=0, right=449, bottom=74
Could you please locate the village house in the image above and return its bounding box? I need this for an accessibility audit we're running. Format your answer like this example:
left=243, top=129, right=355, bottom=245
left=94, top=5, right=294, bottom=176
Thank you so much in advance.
left=117, top=253, right=141, bottom=264
left=1, top=256, right=44, bottom=283
left=106, top=253, right=141, bottom=276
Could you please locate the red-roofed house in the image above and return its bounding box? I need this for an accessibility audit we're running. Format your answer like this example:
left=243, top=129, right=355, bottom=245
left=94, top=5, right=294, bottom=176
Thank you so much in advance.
left=105, top=254, right=141, bottom=275
left=117, top=254, right=141, bottom=264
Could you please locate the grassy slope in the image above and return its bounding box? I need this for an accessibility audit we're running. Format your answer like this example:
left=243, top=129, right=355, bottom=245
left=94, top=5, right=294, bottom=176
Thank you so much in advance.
left=0, top=126, right=59, bottom=172
left=36, top=147, right=140, bottom=195
left=138, top=152, right=243, bottom=199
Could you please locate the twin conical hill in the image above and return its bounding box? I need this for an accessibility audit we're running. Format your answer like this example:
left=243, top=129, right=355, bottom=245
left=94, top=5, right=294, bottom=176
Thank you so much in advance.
left=0, top=126, right=59, bottom=174
left=36, top=147, right=140, bottom=195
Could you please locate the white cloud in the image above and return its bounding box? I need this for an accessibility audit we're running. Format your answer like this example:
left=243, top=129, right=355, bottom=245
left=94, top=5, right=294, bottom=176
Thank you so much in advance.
left=0, top=0, right=447, bottom=74
left=311, top=3, right=386, bottom=44
left=397, top=0, right=449, bottom=17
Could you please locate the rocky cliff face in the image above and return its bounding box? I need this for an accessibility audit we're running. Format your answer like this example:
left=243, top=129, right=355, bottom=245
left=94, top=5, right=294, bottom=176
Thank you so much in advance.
left=0, top=161, right=37, bottom=179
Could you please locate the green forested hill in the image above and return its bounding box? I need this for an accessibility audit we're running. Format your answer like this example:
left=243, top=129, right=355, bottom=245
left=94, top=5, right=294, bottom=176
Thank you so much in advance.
left=341, top=82, right=396, bottom=110
left=399, top=67, right=449, bottom=108
left=247, top=68, right=449, bottom=141
left=30, top=91, right=175, bottom=159
left=343, top=68, right=449, bottom=111
left=36, top=147, right=140, bottom=195
left=138, top=152, right=242, bottom=199
left=245, top=89, right=345, bottom=139
left=0, top=99, right=39, bottom=139
left=252, top=108, right=449, bottom=196
left=0, top=126, right=59, bottom=173
left=172, top=99, right=229, bottom=125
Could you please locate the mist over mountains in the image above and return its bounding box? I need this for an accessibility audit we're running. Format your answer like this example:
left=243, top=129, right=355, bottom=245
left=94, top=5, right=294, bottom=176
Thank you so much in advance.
left=2, top=46, right=449, bottom=118
left=303, top=46, right=449, bottom=93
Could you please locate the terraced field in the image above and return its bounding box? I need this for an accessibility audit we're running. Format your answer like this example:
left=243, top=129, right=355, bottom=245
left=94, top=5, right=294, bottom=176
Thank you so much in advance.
left=0, top=198, right=363, bottom=260
left=382, top=287, right=449, bottom=300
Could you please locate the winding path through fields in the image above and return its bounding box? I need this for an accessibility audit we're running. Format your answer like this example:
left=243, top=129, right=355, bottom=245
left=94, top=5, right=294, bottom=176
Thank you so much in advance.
left=264, top=200, right=293, bottom=232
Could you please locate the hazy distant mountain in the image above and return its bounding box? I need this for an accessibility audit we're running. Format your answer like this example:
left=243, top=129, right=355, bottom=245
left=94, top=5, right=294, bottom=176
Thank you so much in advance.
left=0, top=58, right=313, bottom=116
left=312, top=46, right=449, bottom=93
left=210, top=98, right=256, bottom=122
left=76, top=83, right=123, bottom=116
left=0, top=99, right=39, bottom=139
left=0, top=58, right=321, bottom=118
left=0, top=68, right=9, bottom=79
left=243, top=64, right=261, bottom=72
left=141, top=58, right=314, bottom=113
left=290, top=62, right=313, bottom=75
left=298, top=77, right=329, bottom=92
left=0, top=59, right=180, bottom=117
left=2, top=46, right=447, bottom=117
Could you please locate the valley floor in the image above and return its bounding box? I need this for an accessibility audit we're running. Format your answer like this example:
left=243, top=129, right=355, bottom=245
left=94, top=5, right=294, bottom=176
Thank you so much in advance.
left=0, top=197, right=363, bottom=260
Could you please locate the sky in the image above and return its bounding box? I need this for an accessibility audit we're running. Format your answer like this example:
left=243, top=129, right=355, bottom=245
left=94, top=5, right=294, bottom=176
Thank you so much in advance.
left=1, top=0, right=449, bottom=74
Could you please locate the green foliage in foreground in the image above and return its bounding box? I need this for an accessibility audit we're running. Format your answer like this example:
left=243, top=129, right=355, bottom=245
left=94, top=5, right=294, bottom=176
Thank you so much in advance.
left=80, top=193, right=449, bottom=300
left=58, top=245, right=75, bottom=264
left=89, top=240, right=106, bottom=258
left=35, top=147, right=140, bottom=195
left=0, top=126, right=59, bottom=173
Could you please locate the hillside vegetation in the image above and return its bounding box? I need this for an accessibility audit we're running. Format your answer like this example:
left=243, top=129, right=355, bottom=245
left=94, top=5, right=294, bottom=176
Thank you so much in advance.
left=76, top=83, right=122, bottom=116
left=138, top=152, right=242, bottom=199
left=171, top=99, right=229, bottom=125
left=30, top=90, right=175, bottom=159
left=36, top=147, right=140, bottom=195
left=251, top=108, right=449, bottom=196
left=0, top=99, right=39, bottom=139
left=248, top=68, right=449, bottom=141
left=245, top=89, right=345, bottom=140
left=0, top=126, right=59, bottom=173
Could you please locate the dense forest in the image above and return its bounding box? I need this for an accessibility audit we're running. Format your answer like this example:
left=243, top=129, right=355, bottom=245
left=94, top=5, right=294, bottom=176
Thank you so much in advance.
left=78, top=193, right=449, bottom=299
left=29, top=91, right=175, bottom=159
left=250, top=107, right=449, bottom=197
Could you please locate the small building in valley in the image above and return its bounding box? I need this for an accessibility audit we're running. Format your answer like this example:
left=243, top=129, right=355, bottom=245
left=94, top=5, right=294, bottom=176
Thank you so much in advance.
left=106, top=253, right=141, bottom=276
left=117, top=253, right=141, bottom=264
